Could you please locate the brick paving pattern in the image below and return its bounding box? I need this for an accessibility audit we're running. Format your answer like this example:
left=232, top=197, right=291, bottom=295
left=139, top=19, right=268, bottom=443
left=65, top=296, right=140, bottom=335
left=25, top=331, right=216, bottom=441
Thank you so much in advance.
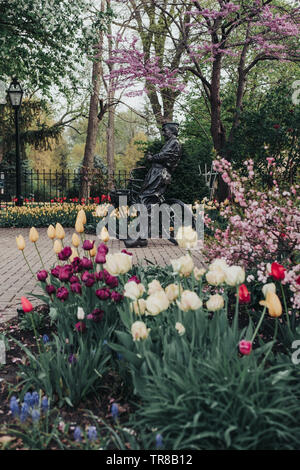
left=0, top=228, right=204, bottom=323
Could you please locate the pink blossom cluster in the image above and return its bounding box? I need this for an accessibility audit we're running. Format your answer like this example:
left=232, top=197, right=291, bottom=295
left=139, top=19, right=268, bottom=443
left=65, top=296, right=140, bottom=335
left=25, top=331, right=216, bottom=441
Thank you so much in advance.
left=107, top=37, right=185, bottom=96
left=204, top=158, right=300, bottom=308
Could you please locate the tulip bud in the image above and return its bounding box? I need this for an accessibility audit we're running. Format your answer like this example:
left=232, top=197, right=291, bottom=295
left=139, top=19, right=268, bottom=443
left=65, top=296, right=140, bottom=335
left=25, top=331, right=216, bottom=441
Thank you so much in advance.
left=16, top=235, right=25, bottom=251
left=47, top=225, right=56, bottom=240
left=75, top=219, right=84, bottom=234
left=259, top=292, right=282, bottom=318
left=29, top=227, right=39, bottom=243
left=21, top=297, right=33, bottom=313
left=55, top=223, right=65, bottom=240
left=77, top=307, right=85, bottom=320
left=90, top=244, right=97, bottom=258
left=77, top=209, right=87, bottom=225
left=239, top=340, right=252, bottom=355
left=131, top=321, right=150, bottom=341
left=70, top=247, right=79, bottom=263
left=53, top=239, right=63, bottom=254
left=71, top=233, right=80, bottom=248
left=99, top=226, right=110, bottom=243
left=262, top=283, right=276, bottom=298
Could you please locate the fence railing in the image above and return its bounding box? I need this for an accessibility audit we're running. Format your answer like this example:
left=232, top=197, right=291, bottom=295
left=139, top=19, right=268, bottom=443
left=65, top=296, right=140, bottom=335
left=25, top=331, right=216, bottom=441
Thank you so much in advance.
left=0, top=168, right=129, bottom=206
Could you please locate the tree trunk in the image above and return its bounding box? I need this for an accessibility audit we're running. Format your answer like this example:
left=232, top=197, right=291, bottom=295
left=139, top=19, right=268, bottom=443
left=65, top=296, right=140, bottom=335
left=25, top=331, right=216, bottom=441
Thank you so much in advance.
left=106, top=6, right=115, bottom=191
left=106, top=96, right=115, bottom=191
left=80, top=3, right=105, bottom=202
left=210, top=54, right=228, bottom=202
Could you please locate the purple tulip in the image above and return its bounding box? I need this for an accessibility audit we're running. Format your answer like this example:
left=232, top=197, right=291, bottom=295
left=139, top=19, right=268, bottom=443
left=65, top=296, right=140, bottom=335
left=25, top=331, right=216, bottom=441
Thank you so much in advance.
left=96, top=288, right=111, bottom=300
left=69, top=275, right=80, bottom=284
left=71, top=257, right=84, bottom=273
left=81, top=257, right=93, bottom=270
left=105, top=273, right=118, bottom=288
left=37, top=270, right=48, bottom=282
left=46, top=284, right=56, bottom=295
left=87, top=308, right=104, bottom=322
left=98, top=243, right=109, bottom=255
left=51, top=266, right=61, bottom=278
left=58, top=246, right=72, bottom=261
left=56, top=287, right=69, bottom=301
left=128, top=275, right=141, bottom=284
left=111, top=291, right=123, bottom=303
left=95, top=251, right=106, bottom=264
left=70, top=283, right=82, bottom=295
left=59, top=265, right=73, bottom=282
left=83, top=240, right=95, bottom=251
left=83, top=272, right=96, bottom=287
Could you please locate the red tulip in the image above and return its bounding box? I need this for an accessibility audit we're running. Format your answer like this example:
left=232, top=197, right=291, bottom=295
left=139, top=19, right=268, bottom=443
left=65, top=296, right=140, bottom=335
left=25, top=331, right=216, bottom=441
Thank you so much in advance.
left=296, top=276, right=300, bottom=286
left=21, top=297, right=33, bottom=313
left=239, top=284, right=251, bottom=304
left=271, top=262, right=286, bottom=281
left=239, top=340, right=252, bottom=356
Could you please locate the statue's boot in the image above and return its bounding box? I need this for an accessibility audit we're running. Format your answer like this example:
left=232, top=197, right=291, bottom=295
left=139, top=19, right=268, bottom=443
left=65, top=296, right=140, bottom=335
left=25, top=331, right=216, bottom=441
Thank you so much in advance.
left=123, top=237, right=148, bottom=248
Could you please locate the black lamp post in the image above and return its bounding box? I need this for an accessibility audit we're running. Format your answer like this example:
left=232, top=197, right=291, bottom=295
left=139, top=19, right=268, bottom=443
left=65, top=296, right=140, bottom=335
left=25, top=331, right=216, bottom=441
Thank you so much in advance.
left=7, top=78, right=23, bottom=206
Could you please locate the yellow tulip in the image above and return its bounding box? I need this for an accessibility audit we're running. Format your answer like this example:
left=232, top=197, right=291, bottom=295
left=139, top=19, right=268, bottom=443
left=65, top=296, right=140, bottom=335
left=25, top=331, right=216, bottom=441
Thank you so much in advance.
left=70, top=246, right=79, bottom=262
left=29, top=227, right=39, bottom=243
left=16, top=235, right=25, bottom=251
left=77, top=209, right=87, bottom=225
left=90, top=244, right=97, bottom=258
left=259, top=291, right=282, bottom=318
left=55, top=223, right=65, bottom=240
left=75, top=219, right=84, bottom=233
left=72, top=233, right=80, bottom=248
left=53, top=239, right=63, bottom=254
left=99, top=226, right=110, bottom=243
left=47, top=224, right=56, bottom=240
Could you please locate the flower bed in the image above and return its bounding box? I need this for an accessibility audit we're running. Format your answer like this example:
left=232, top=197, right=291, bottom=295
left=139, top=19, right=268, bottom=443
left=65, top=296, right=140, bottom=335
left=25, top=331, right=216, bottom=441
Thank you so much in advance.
left=1, top=209, right=300, bottom=450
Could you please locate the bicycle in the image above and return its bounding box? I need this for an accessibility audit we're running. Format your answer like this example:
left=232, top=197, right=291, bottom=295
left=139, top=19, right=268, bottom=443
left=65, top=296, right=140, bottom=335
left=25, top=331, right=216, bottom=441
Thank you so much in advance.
left=109, top=167, right=196, bottom=246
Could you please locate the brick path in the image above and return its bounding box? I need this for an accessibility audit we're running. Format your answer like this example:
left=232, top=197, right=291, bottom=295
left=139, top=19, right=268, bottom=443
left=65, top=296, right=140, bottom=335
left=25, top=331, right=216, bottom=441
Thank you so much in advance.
left=0, top=228, right=204, bottom=323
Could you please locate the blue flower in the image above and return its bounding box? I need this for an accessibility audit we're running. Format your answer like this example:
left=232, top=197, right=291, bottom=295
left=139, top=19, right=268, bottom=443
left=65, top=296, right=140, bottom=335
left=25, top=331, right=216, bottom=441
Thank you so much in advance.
left=9, top=396, right=19, bottom=418
left=31, top=391, right=39, bottom=407
left=156, top=433, right=163, bottom=449
left=41, top=396, right=49, bottom=413
left=74, top=426, right=82, bottom=442
left=20, top=402, right=29, bottom=422
left=23, top=392, right=32, bottom=406
left=87, top=426, right=97, bottom=442
left=31, top=408, right=40, bottom=422
left=111, top=403, right=119, bottom=421
left=42, top=334, right=49, bottom=344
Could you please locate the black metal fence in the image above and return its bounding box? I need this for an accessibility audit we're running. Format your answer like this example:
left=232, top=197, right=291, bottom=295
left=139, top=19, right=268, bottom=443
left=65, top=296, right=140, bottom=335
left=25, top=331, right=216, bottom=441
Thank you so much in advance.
left=0, top=168, right=129, bottom=206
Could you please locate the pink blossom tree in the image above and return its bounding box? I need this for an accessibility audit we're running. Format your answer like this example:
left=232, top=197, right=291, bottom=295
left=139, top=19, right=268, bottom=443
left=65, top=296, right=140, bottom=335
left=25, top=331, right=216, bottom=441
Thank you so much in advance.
left=108, top=0, right=299, bottom=199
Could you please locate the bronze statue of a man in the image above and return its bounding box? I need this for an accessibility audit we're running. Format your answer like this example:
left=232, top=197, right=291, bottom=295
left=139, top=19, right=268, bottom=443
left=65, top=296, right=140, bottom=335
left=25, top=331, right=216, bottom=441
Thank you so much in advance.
left=124, top=122, right=181, bottom=248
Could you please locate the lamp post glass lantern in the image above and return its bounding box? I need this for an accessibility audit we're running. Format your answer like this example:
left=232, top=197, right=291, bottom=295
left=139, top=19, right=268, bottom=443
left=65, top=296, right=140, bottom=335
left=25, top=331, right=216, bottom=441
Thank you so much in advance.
left=7, top=78, right=23, bottom=206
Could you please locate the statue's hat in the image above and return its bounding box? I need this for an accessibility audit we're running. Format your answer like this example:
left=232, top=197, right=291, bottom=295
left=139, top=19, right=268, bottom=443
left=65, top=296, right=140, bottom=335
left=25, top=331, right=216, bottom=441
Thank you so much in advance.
left=162, top=122, right=179, bottom=129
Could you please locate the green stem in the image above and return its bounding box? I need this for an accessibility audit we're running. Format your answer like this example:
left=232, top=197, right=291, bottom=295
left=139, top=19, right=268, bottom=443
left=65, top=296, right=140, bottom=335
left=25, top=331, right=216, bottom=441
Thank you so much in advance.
left=34, top=242, right=46, bottom=270
left=251, top=306, right=267, bottom=343
left=233, top=286, right=240, bottom=337
left=22, top=251, right=35, bottom=278
left=30, top=312, right=42, bottom=355
left=280, top=282, right=291, bottom=333
left=261, top=318, right=278, bottom=369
